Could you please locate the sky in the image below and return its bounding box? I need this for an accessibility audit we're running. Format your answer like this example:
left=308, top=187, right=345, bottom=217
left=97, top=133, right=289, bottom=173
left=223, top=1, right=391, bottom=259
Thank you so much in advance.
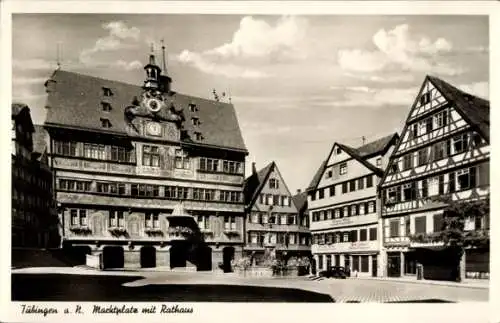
left=11, top=14, right=489, bottom=193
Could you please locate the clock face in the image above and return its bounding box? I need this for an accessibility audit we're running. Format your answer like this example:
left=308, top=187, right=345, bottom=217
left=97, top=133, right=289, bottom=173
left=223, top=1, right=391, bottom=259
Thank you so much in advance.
left=146, top=122, right=162, bottom=137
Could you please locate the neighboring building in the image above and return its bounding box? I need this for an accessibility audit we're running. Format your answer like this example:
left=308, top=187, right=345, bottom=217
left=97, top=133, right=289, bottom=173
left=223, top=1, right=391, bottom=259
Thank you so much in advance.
left=307, top=134, right=399, bottom=277
left=43, top=50, right=248, bottom=270
left=243, top=162, right=310, bottom=264
left=379, top=76, right=490, bottom=281
left=12, top=103, right=58, bottom=248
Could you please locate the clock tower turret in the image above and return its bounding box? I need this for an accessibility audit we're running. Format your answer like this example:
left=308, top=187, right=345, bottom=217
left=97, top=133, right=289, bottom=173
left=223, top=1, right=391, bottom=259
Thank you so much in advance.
left=143, top=44, right=161, bottom=91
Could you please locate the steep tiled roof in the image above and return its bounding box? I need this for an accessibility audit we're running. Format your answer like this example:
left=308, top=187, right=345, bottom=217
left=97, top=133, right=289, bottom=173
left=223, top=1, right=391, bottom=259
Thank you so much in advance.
left=12, top=103, right=28, bottom=117
left=244, top=161, right=275, bottom=207
left=306, top=133, right=398, bottom=192
left=306, top=159, right=327, bottom=192
left=428, top=75, right=490, bottom=142
left=355, top=133, right=399, bottom=157
left=292, top=191, right=308, bottom=215
left=32, top=124, right=48, bottom=155
left=44, top=70, right=247, bottom=152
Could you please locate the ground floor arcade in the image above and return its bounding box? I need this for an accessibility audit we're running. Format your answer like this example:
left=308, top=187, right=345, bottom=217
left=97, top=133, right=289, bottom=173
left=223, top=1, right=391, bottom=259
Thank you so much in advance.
left=62, top=241, right=244, bottom=272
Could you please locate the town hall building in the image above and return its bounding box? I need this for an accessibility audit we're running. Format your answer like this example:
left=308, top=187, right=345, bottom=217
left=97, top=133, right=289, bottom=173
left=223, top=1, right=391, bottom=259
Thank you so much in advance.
left=42, top=48, right=248, bottom=270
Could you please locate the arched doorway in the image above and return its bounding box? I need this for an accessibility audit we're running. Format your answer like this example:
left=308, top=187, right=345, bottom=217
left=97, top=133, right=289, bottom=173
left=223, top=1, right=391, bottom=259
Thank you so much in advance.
left=140, top=246, right=156, bottom=268
left=222, top=246, right=235, bottom=273
left=102, top=246, right=124, bottom=269
left=62, top=244, right=91, bottom=266
left=197, top=246, right=212, bottom=271
left=170, top=242, right=188, bottom=269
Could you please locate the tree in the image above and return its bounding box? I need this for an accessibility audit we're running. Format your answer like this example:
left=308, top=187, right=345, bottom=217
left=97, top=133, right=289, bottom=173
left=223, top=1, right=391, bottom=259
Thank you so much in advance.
left=435, top=196, right=490, bottom=281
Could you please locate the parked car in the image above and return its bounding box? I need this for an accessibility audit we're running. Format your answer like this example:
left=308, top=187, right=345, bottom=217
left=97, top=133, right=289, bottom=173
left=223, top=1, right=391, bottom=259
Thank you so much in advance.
left=318, top=266, right=349, bottom=279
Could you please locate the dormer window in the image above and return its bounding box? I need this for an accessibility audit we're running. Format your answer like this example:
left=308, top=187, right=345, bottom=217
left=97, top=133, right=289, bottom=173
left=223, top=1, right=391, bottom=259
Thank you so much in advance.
left=191, top=117, right=200, bottom=126
left=194, top=132, right=203, bottom=141
left=420, top=92, right=430, bottom=105
left=189, top=103, right=198, bottom=112
left=102, top=87, right=113, bottom=97
left=101, top=102, right=112, bottom=112
left=269, top=179, right=279, bottom=189
left=336, top=147, right=342, bottom=155
left=100, top=118, right=112, bottom=128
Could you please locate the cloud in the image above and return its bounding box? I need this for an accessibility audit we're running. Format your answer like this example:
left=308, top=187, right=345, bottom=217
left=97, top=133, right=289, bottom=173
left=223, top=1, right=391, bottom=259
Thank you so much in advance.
left=459, top=81, right=489, bottom=99
left=12, top=58, right=55, bottom=71
left=327, top=85, right=419, bottom=108
left=79, top=21, right=141, bottom=70
left=12, top=76, right=48, bottom=85
left=177, top=50, right=270, bottom=79
left=338, top=24, right=462, bottom=76
left=176, top=16, right=308, bottom=78
left=342, top=71, right=415, bottom=83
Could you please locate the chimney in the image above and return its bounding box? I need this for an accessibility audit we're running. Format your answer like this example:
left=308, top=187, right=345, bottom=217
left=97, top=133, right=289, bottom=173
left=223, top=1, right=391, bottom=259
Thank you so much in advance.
left=297, top=189, right=301, bottom=194
left=252, top=162, right=257, bottom=175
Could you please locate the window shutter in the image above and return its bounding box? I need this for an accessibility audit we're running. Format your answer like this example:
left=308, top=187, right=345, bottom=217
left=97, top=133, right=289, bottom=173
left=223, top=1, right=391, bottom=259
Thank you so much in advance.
left=478, top=162, right=490, bottom=186
left=445, top=140, right=451, bottom=157
left=449, top=172, right=456, bottom=193
left=469, top=167, right=477, bottom=188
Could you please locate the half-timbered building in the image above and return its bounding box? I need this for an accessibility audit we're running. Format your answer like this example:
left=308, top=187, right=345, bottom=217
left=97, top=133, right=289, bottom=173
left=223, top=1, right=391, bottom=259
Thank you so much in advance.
left=43, top=49, right=248, bottom=270
left=307, top=134, right=398, bottom=277
left=379, top=76, right=490, bottom=281
left=243, top=162, right=310, bottom=265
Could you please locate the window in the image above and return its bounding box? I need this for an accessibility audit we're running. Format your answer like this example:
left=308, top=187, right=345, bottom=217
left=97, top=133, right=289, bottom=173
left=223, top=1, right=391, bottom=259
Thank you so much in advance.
left=403, top=183, right=414, bottom=201
left=194, top=132, right=202, bottom=141
left=118, top=183, right=126, bottom=195
left=70, top=209, right=78, bottom=226
left=101, top=102, right=112, bottom=112
left=267, top=194, right=272, bottom=205
left=434, top=110, right=448, bottom=128
left=433, top=213, right=443, bottom=232
left=438, top=175, right=445, bottom=195
left=412, top=124, right=418, bottom=138
left=224, top=216, right=236, bottom=231
left=418, top=148, right=428, bottom=166
left=349, top=180, right=356, bottom=192
left=433, top=141, right=447, bottom=161
left=269, top=179, right=279, bottom=189
left=199, top=157, right=219, bottom=172
left=145, top=212, right=159, bottom=228
left=83, top=143, right=106, bottom=160
left=326, top=169, right=333, bottom=178
left=420, top=92, right=430, bottom=105
left=360, top=255, right=369, bottom=273
left=453, top=133, right=469, bottom=154
left=336, top=147, right=342, bottom=155
left=102, top=87, right=113, bottom=96
left=109, top=210, right=124, bottom=228
left=273, top=194, right=280, bottom=206
left=329, top=185, right=335, bottom=197
left=287, top=215, right=296, bottom=225
left=360, top=229, right=367, bottom=241
left=390, top=220, right=400, bottom=237
left=191, top=117, right=200, bottom=126
left=343, top=232, right=350, bottom=242
left=111, top=146, right=133, bottom=163
left=415, top=216, right=426, bottom=234
left=318, top=188, right=324, bottom=199
left=376, top=157, right=382, bottom=167
left=100, top=118, right=112, bottom=128
left=97, top=182, right=110, bottom=193
left=421, top=179, right=428, bottom=198
left=390, top=162, right=399, bottom=174
left=143, top=145, right=160, bottom=167
left=196, top=215, right=209, bottom=230
left=339, top=163, right=347, bottom=175
left=342, top=182, right=348, bottom=194
left=54, top=140, right=77, bottom=156
left=425, top=117, right=433, bottom=134
left=334, top=208, right=340, bottom=219
left=403, top=154, right=413, bottom=171
left=449, top=171, right=456, bottom=193
left=350, top=205, right=357, bottom=216
left=366, top=175, right=373, bottom=188
left=367, top=201, right=375, bottom=213
left=280, top=196, right=287, bottom=206
left=457, top=168, right=476, bottom=190
left=369, top=227, right=377, bottom=241
left=175, top=149, right=190, bottom=169
left=359, top=203, right=365, bottom=215
left=189, top=103, right=198, bottom=112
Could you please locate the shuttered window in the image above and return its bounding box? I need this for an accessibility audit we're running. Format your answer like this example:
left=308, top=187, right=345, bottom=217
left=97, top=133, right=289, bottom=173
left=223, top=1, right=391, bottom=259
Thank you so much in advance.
left=390, top=220, right=399, bottom=237
left=415, top=216, right=426, bottom=234
left=433, top=213, right=444, bottom=232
